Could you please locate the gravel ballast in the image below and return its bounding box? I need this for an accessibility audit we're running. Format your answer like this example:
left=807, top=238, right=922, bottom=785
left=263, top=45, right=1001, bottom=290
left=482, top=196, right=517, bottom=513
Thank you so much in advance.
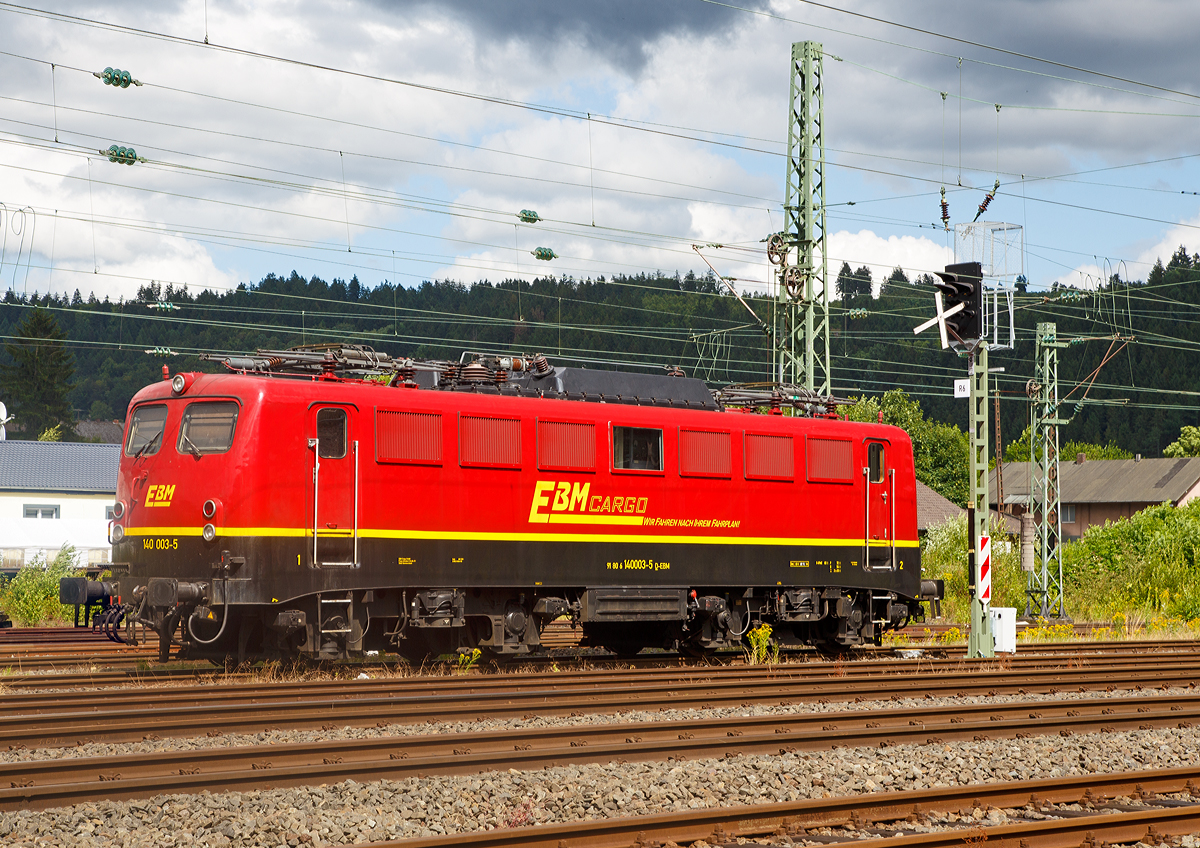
left=0, top=683, right=1192, bottom=763
left=3, top=691, right=1200, bottom=847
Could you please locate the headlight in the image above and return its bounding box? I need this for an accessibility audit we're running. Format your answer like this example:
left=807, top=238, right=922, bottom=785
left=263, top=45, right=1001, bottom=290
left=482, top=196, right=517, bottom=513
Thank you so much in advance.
left=202, top=523, right=216, bottom=542
left=112, top=500, right=125, bottom=519
left=202, top=499, right=217, bottom=519
left=171, top=373, right=187, bottom=394
left=110, top=523, right=125, bottom=544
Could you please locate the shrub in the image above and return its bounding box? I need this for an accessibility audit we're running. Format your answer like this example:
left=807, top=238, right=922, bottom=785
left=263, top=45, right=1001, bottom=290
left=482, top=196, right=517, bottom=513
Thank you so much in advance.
left=0, top=546, right=83, bottom=626
left=1062, top=500, right=1200, bottom=621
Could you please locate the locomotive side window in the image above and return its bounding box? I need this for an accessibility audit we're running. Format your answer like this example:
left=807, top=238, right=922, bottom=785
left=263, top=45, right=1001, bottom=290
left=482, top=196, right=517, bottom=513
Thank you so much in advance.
left=744, top=433, right=794, bottom=480
left=806, top=436, right=854, bottom=483
left=177, top=402, right=239, bottom=455
left=377, top=409, right=442, bottom=465
left=867, top=442, right=884, bottom=483
left=679, top=429, right=731, bottom=478
left=538, top=420, right=596, bottom=471
left=125, top=404, right=168, bottom=456
left=316, top=408, right=347, bottom=459
left=613, top=426, right=662, bottom=472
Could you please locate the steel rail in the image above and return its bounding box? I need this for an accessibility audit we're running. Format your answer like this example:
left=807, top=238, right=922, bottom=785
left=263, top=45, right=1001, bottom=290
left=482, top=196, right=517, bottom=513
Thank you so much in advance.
left=0, top=636, right=1195, bottom=674
left=3, top=643, right=1200, bottom=705
left=369, top=767, right=1200, bottom=848
left=2, top=659, right=1199, bottom=749
left=0, top=638, right=1190, bottom=692
left=2, top=693, right=1198, bottom=812
left=3, top=649, right=1193, bottom=711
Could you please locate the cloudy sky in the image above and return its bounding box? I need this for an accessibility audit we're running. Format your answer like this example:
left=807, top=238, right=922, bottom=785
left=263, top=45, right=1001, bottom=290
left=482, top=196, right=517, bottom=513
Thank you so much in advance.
left=2, top=0, right=1200, bottom=305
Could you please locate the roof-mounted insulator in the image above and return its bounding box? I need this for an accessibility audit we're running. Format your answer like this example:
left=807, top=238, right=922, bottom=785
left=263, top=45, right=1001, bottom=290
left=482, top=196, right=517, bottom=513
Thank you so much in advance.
left=531, top=247, right=557, bottom=261
left=460, top=361, right=492, bottom=382
left=517, top=209, right=541, bottom=224
left=531, top=353, right=552, bottom=377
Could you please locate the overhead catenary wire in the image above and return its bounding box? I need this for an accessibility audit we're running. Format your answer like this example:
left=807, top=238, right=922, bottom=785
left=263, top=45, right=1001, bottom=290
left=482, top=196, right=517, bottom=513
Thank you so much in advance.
left=7, top=0, right=1200, bottom=422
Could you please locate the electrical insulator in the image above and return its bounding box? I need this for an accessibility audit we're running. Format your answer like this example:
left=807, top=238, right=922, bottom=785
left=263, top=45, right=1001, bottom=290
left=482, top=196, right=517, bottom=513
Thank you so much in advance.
left=104, top=145, right=139, bottom=165
left=148, top=301, right=179, bottom=311
left=517, top=209, right=541, bottom=224
left=531, top=247, right=557, bottom=261
left=939, top=187, right=950, bottom=230
left=96, top=67, right=141, bottom=88
left=144, top=347, right=176, bottom=356
left=974, top=179, right=1000, bottom=222
left=848, top=308, right=868, bottom=319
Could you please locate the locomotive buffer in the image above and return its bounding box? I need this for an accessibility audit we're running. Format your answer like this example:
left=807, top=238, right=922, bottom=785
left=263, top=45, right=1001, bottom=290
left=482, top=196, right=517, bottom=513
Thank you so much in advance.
left=914, top=262, right=995, bottom=659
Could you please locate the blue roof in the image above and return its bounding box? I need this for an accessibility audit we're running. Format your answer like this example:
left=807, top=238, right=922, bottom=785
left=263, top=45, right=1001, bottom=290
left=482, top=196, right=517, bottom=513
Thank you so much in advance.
left=0, top=441, right=119, bottom=494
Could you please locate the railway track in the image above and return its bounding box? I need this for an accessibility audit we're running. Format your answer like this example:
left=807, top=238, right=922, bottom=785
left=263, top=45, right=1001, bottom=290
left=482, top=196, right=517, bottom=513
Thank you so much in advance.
left=367, top=766, right=1200, bottom=848
left=2, top=649, right=1198, bottom=748
left=0, top=633, right=1196, bottom=680
left=2, top=690, right=1197, bottom=811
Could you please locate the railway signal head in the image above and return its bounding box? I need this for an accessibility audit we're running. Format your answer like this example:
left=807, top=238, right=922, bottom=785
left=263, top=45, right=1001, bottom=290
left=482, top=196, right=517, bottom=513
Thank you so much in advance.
left=934, top=262, right=983, bottom=342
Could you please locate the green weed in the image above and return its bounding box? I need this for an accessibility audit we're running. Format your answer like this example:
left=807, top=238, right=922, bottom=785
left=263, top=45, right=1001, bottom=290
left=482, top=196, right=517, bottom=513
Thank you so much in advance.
left=0, top=546, right=83, bottom=626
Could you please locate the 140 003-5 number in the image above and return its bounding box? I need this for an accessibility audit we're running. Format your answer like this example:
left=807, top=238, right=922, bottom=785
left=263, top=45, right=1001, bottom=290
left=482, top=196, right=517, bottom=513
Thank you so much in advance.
left=143, top=538, right=178, bottom=550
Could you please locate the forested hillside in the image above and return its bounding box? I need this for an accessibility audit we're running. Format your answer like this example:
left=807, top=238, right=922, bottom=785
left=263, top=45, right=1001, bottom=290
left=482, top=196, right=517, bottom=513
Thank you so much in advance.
left=2, top=246, right=1198, bottom=457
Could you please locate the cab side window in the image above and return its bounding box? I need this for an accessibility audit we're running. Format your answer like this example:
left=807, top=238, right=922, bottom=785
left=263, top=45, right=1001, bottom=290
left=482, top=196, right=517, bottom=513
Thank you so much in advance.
left=317, top=408, right=347, bottom=459
left=613, top=426, right=662, bottom=471
left=867, top=442, right=884, bottom=483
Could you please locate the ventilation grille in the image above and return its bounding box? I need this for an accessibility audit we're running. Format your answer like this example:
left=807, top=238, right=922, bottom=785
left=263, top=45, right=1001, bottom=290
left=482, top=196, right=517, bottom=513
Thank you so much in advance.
left=460, top=414, right=522, bottom=467
left=679, top=429, right=731, bottom=477
left=537, top=420, right=596, bottom=471
left=807, top=436, right=854, bottom=482
left=376, top=410, right=442, bottom=464
left=744, top=433, right=794, bottom=480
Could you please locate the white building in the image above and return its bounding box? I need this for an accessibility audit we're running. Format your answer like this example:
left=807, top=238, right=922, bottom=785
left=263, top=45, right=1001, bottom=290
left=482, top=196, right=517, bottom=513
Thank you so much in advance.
left=0, top=441, right=118, bottom=574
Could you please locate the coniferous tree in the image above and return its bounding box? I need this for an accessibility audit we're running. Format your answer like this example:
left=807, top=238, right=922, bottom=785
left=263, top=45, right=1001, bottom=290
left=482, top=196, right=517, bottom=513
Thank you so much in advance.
left=0, top=309, right=77, bottom=440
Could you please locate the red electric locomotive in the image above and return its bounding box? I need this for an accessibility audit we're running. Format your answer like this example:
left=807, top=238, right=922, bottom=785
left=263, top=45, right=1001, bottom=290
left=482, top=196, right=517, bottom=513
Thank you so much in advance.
left=63, top=346, right=941, bottom=662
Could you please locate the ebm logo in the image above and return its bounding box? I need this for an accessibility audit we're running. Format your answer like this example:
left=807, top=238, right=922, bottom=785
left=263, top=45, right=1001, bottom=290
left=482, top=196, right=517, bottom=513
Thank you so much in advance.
left=528, top=480, right=649, bottom=524
left=146, top=484, right=176, bottom=508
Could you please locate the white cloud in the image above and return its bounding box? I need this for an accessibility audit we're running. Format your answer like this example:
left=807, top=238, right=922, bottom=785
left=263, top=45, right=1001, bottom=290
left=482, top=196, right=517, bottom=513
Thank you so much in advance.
left=827, top=229, right=953, bottom=290
left=4, top=0, right=1200, bottom=304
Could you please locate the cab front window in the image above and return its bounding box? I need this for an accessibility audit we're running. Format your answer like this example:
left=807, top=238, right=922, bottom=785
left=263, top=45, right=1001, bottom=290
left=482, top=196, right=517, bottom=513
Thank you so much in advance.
left=178, top=402, right=239, bottom=456
left=125, top=404, right=168, bottom=457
